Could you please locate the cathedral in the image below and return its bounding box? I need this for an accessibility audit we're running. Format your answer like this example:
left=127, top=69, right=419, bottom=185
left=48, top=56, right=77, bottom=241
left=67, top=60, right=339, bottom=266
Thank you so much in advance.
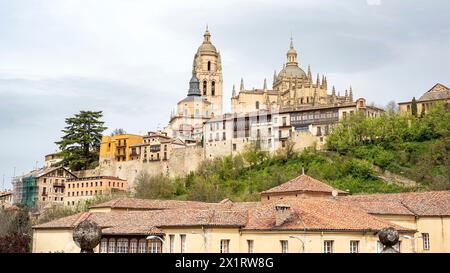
left=164, top=26, right=223, bottom=140
left=165, top=27, right=362, bottom=142
left=231, top=38, right=353, bottom=114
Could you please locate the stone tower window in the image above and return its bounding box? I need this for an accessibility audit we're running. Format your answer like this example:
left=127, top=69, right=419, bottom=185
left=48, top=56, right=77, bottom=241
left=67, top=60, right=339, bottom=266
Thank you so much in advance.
left=203, top=80, right=207, bottom=95
left=211, top=81, right=216, bottom=96
left=207, top=61, right=211, bottom=71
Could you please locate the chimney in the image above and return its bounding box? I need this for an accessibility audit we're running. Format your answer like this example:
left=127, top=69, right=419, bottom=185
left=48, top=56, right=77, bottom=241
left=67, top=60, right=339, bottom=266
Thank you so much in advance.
left=275, top=204, right=293, bottom=226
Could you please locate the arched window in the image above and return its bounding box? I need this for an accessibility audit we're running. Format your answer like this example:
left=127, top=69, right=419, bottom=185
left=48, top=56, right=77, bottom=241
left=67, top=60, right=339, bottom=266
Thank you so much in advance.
left=108, top=238, right=116, bottom=253
left=117, top=238, right=129, bottom=253
left=256, top=101, right=260, bottom=109
left=100, top=238, right=108, bottom=253
left=211, top=81, right=215, bottom=96
left=203, top=81, right=207, bottom=95
left=149, top=239, right=162, bottom=253
left=138, top=239, right=146, bottom=253
left=207, top=61, right=211, bottom=71
left=130, top=239, right=138, bottom=253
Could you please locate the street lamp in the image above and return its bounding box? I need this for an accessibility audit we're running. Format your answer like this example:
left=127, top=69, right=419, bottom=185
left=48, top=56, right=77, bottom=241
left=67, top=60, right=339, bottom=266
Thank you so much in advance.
left=289, top=235, right=310, bottom=253
left=400, top=235, right=422, bottom=253
left=146, top=235, right=165, bottom=253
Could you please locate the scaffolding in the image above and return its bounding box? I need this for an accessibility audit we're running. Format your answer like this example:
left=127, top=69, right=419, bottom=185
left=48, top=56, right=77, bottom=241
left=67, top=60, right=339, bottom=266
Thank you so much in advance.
left=12, top=173, right=39, bottom=209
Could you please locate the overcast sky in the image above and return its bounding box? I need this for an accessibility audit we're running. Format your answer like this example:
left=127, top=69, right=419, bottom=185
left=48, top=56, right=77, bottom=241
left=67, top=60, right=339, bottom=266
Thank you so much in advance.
left=1, top=0, right=449, bottom=189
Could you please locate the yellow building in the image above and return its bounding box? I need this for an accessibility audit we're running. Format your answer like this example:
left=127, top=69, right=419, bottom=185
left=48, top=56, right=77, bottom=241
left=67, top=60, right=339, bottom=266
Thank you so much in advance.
left=33, top=174, right=450, bottom=254
left=65, top=176, right=128, bottom=207
left=99, top=134, right=143, bottom=164
left=398, top=83, right=450, bottom=115
left=129, top=131, right=185, bottom=163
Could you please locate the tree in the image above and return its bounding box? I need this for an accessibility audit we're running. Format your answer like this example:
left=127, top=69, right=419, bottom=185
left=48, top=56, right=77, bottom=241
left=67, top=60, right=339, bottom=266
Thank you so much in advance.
left=134, top=172, right=176, bottom=199
left=111, top=128, right=126, bottom=136
left=411, top=97, right=418, bottom=117
left=385, top=100, right=399, bottom=114
left=55, top=111, right=107, bottom=171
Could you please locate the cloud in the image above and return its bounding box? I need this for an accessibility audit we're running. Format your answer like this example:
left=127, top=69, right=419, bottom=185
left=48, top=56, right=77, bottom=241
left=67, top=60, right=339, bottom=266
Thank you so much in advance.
left=367, top=0, right=382, bottom=5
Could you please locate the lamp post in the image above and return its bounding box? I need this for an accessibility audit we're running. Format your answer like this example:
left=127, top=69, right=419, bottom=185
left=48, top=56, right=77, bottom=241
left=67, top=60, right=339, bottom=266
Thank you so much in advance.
left=146, top=235, right=165, bottom=253
left=289, top=235, right=310, bottom=253
left=400, top=235, right=422, bottom=253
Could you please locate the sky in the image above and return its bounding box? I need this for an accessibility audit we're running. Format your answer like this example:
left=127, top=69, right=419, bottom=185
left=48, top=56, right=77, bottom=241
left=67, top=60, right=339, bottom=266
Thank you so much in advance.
left=1, top=0, right=450, bottom=189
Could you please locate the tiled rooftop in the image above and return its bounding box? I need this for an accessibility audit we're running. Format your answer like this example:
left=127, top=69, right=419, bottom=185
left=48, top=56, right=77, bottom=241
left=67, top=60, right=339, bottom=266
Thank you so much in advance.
left=342, top=191, right=450, bottom=216
left=243, top=197, right=410, bottom=232
left=261, top=174, right=348, bottom=195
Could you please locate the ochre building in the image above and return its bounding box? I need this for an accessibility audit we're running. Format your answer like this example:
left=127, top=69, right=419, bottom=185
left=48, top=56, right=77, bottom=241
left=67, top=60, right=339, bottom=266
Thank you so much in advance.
left=32, top=174, right=450, bottom=253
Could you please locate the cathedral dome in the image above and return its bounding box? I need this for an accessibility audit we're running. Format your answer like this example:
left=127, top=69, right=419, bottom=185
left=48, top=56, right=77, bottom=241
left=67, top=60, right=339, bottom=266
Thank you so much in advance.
left=278, top=38, right=306, bottom=78
left=197, top=43, right=217, bottom=54
left=197, top=26, right=218, bottom=55
left=278, top=65, right=307, bottom=78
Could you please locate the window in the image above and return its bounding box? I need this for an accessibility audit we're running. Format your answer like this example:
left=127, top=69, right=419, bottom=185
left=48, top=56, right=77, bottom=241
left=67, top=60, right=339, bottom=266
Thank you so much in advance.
left=180, top=235, right=187, bottom=253
left=256, top=101, right=260, bottom=109
left=422, top=233, right=430, bottom=250
left=232, top=144, right=237, bottom=151
left=117, top=238, right=129, bottom=253
left=207, top=61, right=211, bottom=71
left=220, top=240, right=230, bottom=253
left=324, top=240, right=333, bottom=253
left=247, top=240, right=254, bottom=253
left=130, top=239, right=138, bottom=253
left=282, top=117, right=287, bottom=126
left=149, top=239, right=161, bottom=253
left=100, top=238, right=108, bottom=253
left=211, top=81, right=216, bottom=96
left=108, top=238, right=116, bottom=253
left=139, top=239, right=146, bottom=253
left=350, top=241, right=359, bottom=253
left=222, top=132, right=226, bottom=141
left=169, top=235, right=175, bottom=253
left=280, top=240, right=288, bottom=253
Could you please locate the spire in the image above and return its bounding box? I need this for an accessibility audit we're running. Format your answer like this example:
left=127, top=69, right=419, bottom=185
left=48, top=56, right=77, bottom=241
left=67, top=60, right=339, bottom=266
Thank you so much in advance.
left=263, top=78, right=267, bottom=91
left=232, top=84, right=236, bottom=97
left=240, top=78, right=245, bottom=91
left=273, top=70, right=277, bottom=84
left=323, top=76, right=328, bottom=90
left=203, top=24, right=211, bottom=43
left=187, top=73, right=201, bottom=97
left=345, top=89, right=348, bottom=101
left=331, top=86, right=336, bottom=103
left=286, top=37, right=298, bottom=66
left=316, top=73, right=320, bottom=87
left=307, top=64, right=312, bottom=84
left=349, top=86, right=353, bottom=102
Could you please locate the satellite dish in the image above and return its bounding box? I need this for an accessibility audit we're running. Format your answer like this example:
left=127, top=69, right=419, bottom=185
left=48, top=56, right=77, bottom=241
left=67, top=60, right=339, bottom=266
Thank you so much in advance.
left=331, top=190, right=338, bottom=198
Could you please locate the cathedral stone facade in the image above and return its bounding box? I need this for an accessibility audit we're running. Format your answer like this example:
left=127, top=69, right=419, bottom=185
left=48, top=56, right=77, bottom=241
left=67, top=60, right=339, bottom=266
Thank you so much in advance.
left=231, top=38, right=353, bottom=114
left=164, top=27, right=223, bottom=141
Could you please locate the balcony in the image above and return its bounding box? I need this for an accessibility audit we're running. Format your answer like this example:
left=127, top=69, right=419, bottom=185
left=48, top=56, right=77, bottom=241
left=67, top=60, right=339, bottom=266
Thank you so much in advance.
left=53, top=183, right=65, bottom=188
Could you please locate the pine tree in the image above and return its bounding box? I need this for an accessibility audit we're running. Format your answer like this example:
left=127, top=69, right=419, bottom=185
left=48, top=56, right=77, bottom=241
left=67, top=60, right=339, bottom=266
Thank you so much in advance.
left=55, top=111, right=107, bottom=171
left=411, top=97, right=418, bottom=117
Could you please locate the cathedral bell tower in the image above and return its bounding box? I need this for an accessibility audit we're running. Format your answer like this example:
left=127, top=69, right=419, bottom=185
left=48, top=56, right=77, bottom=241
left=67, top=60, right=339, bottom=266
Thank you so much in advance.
left=192, top=26, right=223, bottom=116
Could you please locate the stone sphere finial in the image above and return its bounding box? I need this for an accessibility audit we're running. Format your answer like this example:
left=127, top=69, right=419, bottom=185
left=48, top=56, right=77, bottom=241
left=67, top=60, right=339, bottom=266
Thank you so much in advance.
left=73, top=219, right=102, bottom=253
left=378, top=227, right=400, bottom=253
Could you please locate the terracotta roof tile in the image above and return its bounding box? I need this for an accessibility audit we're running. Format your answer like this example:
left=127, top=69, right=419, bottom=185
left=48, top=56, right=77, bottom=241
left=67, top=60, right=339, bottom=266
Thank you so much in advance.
left=342, top=191, right=450, bottom=216
left=244, top=198, right=411, bottom=232
left=261, top=174, right=348, bottom=195
left=89, top=198, right=218, bottom=210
